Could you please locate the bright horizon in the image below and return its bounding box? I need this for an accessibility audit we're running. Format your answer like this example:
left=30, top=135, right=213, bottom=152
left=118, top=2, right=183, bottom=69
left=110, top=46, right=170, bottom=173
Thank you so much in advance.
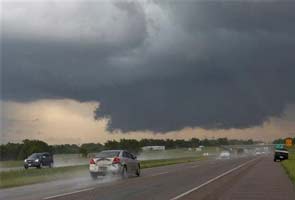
left=1, top=99, right=294, bottom=145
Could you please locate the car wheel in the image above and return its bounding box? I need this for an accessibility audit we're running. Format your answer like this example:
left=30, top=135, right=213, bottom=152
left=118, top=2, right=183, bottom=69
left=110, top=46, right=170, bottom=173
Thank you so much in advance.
left=24, top=166, right=28, bottom=169
left=121, top=166, right=128, bottom=179
left=136, top=165, right=140, bottom=177
left=90, top=172, right=98, bottom=180
left=49, top=162, right=53, bottom=168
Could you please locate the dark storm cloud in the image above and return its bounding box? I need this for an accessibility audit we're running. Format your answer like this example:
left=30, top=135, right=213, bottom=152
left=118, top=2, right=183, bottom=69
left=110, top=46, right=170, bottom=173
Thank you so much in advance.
left=2, top=1, right=295, bottom=132
left=166, top=1, right=295, bottom=33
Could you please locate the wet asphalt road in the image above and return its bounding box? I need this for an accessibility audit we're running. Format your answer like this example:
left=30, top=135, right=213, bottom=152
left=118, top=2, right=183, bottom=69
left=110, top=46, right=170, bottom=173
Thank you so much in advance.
left=1, top=156, right=294, bottom=200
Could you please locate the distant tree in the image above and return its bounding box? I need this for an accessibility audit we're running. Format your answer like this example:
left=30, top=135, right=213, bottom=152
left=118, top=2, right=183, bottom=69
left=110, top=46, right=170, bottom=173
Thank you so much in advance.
left=118, top=139, right=140, bottom=153
left=79, top=147, right=88, bottom=157
left=245, top=139, right=254, bottom=145
left=51, top=144, right=80, bottom=154
left=201, top=138, right=210, bottom=146
left=80, top=143, right=104, bottom=153
left=165, top=139, right=176, bottom=149
left=217, top=138, right=229, bottom=145
left=0, top=143, right=23, bottom=160
left=104, top=140, right=120, bottom=150
left=190, top=138, right=200, bottom=147
left=17, top=139, right=51, bottom=159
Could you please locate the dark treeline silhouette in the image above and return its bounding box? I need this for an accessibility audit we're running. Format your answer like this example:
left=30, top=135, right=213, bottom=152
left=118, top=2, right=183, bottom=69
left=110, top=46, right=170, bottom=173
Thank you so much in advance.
left=104, top=138, right=256, bottom=153
left=0, top=139, right=51, bottom=161
left=51, top=144, right=80, bottom=154
left=0, top=137, right=257, bottom=161
left=79, top=143, right=104, bottom=157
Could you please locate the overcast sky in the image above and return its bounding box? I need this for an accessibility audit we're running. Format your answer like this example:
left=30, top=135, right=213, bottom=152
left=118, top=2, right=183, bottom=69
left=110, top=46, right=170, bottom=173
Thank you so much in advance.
left=1, top=0, right=295, bottom=144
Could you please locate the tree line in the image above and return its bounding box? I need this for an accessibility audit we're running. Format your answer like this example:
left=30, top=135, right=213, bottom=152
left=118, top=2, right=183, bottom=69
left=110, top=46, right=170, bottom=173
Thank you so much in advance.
left=1, top=137, right=257, bottom=161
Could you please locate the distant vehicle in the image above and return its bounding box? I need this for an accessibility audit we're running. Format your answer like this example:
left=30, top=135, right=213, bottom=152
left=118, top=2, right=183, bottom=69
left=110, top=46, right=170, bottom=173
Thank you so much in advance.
left=255, top=151, right=262, bottom=156
left=142, top=146, right=165, bottom=151
left=89, top=150, right=140, bottom=179
left=274, top=148, right=289, bottom=162
left=218, top=151, right=231, bottom=159
left=203, top=152, right=209, bottom=156
left=24, top=152, right=53, bottom=169
left=196, top=147, right=202, bottom=152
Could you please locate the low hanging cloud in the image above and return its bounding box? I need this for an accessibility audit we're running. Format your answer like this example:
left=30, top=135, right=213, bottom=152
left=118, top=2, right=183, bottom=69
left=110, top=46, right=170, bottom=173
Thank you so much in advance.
left=2, top=0, right=295, bottom=133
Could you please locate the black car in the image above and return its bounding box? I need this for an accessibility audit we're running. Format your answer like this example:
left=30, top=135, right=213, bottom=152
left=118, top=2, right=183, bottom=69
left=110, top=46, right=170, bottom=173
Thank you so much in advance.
left=274, top=148, right=289, bottom=162
left=24, top=152, right=54, bottom=169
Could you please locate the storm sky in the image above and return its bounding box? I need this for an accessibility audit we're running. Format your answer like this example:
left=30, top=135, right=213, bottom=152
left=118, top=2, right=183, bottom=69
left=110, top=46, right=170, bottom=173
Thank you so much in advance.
left=1, top=0, right=295, bottom=143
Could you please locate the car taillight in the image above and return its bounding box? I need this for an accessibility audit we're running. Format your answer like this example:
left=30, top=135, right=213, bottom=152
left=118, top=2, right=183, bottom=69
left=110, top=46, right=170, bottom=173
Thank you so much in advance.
left=89, top=158, right=95, bottom=164
left=112, top=157, right=120, bottom=164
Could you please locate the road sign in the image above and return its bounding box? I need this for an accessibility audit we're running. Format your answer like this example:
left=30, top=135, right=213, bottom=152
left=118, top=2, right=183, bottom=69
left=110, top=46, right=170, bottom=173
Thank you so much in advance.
left=285, top=138, right=293, bottom=147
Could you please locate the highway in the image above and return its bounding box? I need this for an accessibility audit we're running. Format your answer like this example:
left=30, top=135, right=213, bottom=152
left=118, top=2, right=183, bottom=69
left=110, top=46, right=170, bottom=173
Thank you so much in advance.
left=1, top=156, right=294, bottom=200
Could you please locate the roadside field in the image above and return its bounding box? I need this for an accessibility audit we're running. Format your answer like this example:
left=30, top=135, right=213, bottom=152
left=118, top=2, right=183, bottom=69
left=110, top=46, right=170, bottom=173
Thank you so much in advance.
left=0, top=165, right=87, bottom=188
left=0, top=156, right=204, bottom=188
left=140, top=156, right=204, bottom=168
left=281, top=147, right=295, bottom=184
left=138, top=147, right=219, bottom=160
left=0, top=160, right=23, bottom=168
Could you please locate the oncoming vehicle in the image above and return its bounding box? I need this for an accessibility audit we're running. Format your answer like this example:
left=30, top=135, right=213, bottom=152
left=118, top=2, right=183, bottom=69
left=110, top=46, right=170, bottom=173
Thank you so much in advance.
left=274, top=148, right=289, bottom=162
left=89, top=150, right=140, bottom=179
left=218, top=151, right=231, bottom=159
left=24, top=152, right=54, bottom=169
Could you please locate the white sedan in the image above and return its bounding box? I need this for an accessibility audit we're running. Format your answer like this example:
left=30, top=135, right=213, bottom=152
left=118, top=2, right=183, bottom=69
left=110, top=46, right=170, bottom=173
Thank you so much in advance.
left=218, top=151, right=231, bottom=159
left=89, top=150, right=140, bottom=179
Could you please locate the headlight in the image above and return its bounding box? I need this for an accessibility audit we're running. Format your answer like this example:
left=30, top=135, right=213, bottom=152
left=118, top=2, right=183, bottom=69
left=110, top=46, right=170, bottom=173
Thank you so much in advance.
left=35, top=159, right=39, bottom=162
left=24, top=159, right=27, bottom=162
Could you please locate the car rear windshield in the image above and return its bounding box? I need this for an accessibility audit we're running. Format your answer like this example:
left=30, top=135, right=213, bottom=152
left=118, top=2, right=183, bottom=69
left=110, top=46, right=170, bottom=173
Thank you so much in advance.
left=95, top=151, right=120, bottom=158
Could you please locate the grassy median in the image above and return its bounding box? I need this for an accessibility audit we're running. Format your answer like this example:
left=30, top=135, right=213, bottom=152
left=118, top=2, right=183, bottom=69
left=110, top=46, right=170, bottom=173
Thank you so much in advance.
left=281, top=148, right=295, bottom=185
left=0, top=160, right=23, bottom=168
left=0, top=165, right=87, bottom=188
left=0, top=156, right=203, bottom=188
left=141, top=156, right=203, bottom=169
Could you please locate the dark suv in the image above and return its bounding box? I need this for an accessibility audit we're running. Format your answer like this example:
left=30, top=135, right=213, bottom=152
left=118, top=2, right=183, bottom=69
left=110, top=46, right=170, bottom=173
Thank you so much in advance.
left=24, top=152, right=54, bottom=169
left=274, top=148, right=289, bottom=162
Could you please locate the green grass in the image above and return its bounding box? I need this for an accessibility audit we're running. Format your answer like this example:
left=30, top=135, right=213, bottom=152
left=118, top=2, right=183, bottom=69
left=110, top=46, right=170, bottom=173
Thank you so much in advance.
left=140, top=156, right=204, bottom=169
left=0, top=160, right=23, bottom=168
left=0, top=156, right=203, bottom=188
left=281, top=148, right=295, bottom=185
left=0, top=165, right=88, bottom=188
left=138, top=147, right=219, bottom=161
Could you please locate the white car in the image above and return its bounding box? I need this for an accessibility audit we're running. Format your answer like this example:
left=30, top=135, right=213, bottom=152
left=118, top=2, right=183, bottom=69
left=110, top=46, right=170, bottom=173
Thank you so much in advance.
left=89, top=150, right=140, bottom=179
left=218, top=151, right=231, bottom=159
left=203, top=152, right=209, bottom=156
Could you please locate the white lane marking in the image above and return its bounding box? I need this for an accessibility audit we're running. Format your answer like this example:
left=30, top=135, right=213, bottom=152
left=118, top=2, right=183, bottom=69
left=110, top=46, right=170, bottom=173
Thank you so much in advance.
left=169, top=157, right=259, bottom=200
left=43, top=187, right=94, bottom=200
left=149, top=171, right=169, bottom=177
